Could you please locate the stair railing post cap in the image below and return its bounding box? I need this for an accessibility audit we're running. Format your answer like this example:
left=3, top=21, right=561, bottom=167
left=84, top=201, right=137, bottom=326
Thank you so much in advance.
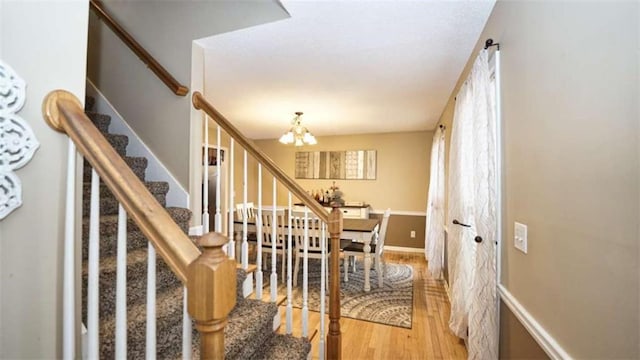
left=198, top=232, right=228, bottom=248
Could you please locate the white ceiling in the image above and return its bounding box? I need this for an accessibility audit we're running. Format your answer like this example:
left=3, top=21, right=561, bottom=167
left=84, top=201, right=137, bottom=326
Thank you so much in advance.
left=197, top=0, right=495, bottom=140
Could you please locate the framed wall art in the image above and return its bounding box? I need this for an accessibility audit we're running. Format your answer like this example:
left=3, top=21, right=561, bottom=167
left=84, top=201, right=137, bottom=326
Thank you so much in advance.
left=295, top=150, right=376, bottom=180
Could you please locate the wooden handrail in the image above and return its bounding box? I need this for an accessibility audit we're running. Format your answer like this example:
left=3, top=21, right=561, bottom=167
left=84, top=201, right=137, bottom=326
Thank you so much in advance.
left=90, top=0, right=189, bottom=96
left=192, top=91, right=329, bottom=222
left=192, top=91, right=342, bottom=359
left=43, top=90, right=199, bottom=282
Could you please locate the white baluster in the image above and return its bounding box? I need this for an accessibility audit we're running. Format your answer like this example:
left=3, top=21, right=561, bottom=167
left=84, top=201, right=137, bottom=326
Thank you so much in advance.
left=115, top=204, right=127, bottom=358
left=242, top=150, right=248, bottom=269
left=182, top=287, right=191, bottom=360
left=228, top=139, right=235, bottom=259
left=270, top=177, right=278, bottom=302
left=319, top=221, right=326, bottom=360
left=215, top=125, right=222, bottom=233
left=302, top=208, right=309, bottom=338
left=256, top=164, right=263, bottom=299
left=202, top=115, right=209, bottom=233
left=286, top=192, right=293, bottom=334
left=87, top=169, right=100, bottom=359
left=146, top=243, right=157, bottom=359
left=63, top=139, right=76, bottom=360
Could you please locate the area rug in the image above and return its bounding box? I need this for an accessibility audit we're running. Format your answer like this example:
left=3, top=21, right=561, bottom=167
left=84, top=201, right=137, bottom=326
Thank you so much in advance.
left=262, top=258, right=414, bottom=329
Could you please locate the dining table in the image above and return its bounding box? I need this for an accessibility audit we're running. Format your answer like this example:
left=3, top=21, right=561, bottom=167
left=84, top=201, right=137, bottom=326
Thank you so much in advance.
left=233, top=214, right=380, bottom=291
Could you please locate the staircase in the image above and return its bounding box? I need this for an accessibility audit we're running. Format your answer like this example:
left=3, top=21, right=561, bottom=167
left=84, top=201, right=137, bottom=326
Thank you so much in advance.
left=80, top=97, right=311, bottom=359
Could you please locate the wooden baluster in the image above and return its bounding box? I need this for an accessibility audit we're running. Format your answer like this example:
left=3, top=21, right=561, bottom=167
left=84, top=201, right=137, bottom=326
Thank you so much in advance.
left=270, top=176, right=278, bottom=302
left=242, top=150, right=249, bottom=269
left=182, top=287, right=191, bottom=360
left=215, top=125, right=222, bottom=233
left=302, top=208, right=309, bottom=338
left=203, top=115, right=209, bottom=233
left=319, top=221, right=326, bottom=360
left=63, top=139, right=76, bottom=360
left=147, top=243, right=157, bottom=359
left=286, top=192, right=293, bottom=334
left=327, top=207, right=343, bottom=360
left=228, top=139, right=235, bottom=259
left=115, top=204, right=128, bottom=358
left=256, top=164, right=263, bottom=299
left=187, top=232, right=237, bottom=359
left=87, top=169, right=100, bottom=359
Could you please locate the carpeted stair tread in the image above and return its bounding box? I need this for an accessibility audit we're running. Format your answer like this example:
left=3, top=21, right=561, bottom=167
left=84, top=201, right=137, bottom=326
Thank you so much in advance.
left=85, top=95, right=95, bottom=111
left=167, top=298, right=280, bottom=360
left=105, top=133, right=128, bottom=157
left=249, top=334, right=311, bottom=360
left=83, top=180, right=168, bottom=200
left=99, top=285, right=186, bottom=359
left=85, top=111, right=111, bottom=134
left=81, top=248, right=181, bottom=322
left=82, top=207, right=191, bottom=260
left=82, top=180, right=169, bottom=217
left=83, top=156, right=148, bottom=182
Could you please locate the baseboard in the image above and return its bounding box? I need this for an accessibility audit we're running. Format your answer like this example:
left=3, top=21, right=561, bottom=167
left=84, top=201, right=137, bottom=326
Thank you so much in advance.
left=498, top=284, right=572, bottom=360
left=370, top=209, right=426, bottom=216
left=86, top=79, right=189, bottom=208
left=384, top=245, right=424, bottom=253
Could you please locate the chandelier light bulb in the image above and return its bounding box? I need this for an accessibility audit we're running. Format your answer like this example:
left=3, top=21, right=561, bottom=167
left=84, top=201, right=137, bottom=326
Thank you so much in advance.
left=279, top=111, right=317, bottom=146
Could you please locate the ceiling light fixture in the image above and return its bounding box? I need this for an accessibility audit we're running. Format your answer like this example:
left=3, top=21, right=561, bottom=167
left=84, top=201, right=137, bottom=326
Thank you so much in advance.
left=278, top=111, right=317, bottom=146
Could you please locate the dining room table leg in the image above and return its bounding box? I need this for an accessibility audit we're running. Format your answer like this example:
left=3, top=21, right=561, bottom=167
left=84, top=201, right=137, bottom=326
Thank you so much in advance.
left=363, top=236, right=371, bottom=292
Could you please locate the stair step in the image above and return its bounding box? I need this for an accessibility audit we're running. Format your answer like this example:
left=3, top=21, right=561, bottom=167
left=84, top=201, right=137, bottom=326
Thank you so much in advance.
left=85, top=95, right=95, bottom=112
left=85, top=111, right=111, bottom=134
left=105, top=133, right=128, bottom=157
left=84, top=156, right=148, bottom=183
left=82, top=207, right=192, bottom=260
left=98, top=285, right=185, bottom=359
left=82, top=181, right=169, bottom=217
left=166, top=298, right=280, bottom=360
left=81, top=248, right=181, bottom=322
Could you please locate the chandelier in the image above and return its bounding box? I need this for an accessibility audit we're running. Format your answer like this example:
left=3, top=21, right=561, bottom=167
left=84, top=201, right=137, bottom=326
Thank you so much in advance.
left=278, top=112, right=317, bottom=146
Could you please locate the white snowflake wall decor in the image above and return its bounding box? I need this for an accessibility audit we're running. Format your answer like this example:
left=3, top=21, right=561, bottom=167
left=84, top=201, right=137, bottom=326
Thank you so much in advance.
left=0, top=59, right=40, bottom=219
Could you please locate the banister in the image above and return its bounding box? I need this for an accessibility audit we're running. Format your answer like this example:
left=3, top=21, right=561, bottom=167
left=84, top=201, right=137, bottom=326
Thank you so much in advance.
left=192, top=91, right=329, bottom=223
left=43, top=90, right=199, bottom=282
left=89, top=0, right=189, bottom=97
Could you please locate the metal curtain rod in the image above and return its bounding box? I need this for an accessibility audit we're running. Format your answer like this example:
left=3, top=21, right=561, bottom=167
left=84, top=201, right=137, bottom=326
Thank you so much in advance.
left=484, top=38, right=500, bottom=51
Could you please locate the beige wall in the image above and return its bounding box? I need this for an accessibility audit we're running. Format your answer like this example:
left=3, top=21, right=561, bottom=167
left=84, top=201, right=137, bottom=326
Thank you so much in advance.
left=0, top=1, right=89, bottom=357
left=370, top=213, right=425, bottom=249
left=438, top=1, right=639, bottom=358
left=87, top=1, right=289, bottom=189
left=253, top=132, right=432, bottom=212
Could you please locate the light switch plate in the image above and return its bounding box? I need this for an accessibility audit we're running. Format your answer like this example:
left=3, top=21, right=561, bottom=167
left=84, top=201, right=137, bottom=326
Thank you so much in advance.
left=514, top=222, right=528, bottom=254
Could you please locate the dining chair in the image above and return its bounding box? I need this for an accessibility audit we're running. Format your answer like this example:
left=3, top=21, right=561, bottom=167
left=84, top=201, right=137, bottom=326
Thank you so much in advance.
left=259, top=209, right=287, bottom=283
left=235, top=202, right=255, bottom=220
left=343, top=208, right=391, bottom=288
left=291, top=210, right=330, bottom=287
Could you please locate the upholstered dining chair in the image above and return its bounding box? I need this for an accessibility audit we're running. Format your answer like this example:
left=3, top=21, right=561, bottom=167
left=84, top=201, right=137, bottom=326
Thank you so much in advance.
left=343, top=208, right=391, bottom=288
left=290, top=210, right=330, bottom=287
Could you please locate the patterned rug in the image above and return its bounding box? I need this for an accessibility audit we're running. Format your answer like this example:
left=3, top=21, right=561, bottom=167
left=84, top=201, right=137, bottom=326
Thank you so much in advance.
left=262, top=258, right=414, bottom=329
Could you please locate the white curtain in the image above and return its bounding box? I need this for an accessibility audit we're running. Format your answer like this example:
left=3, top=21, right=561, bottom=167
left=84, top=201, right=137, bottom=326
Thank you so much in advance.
left=447, top=49, right=498, bottom=359
left=425, top=126, right=446, bottom=279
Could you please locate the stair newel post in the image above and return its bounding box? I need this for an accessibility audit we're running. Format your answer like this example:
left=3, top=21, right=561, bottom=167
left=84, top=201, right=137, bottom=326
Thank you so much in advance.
left=187, top=232, right=237, bottom=359
left=327, top=206, right=343, bottom=360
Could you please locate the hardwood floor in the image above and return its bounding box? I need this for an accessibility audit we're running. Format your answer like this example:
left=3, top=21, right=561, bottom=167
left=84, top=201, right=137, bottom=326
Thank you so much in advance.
left=273, top=251, right=467, bottom=359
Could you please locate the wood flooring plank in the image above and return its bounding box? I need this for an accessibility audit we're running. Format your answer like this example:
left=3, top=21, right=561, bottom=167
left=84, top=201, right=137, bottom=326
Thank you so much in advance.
left=306, top=251, right=467, bottom=359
